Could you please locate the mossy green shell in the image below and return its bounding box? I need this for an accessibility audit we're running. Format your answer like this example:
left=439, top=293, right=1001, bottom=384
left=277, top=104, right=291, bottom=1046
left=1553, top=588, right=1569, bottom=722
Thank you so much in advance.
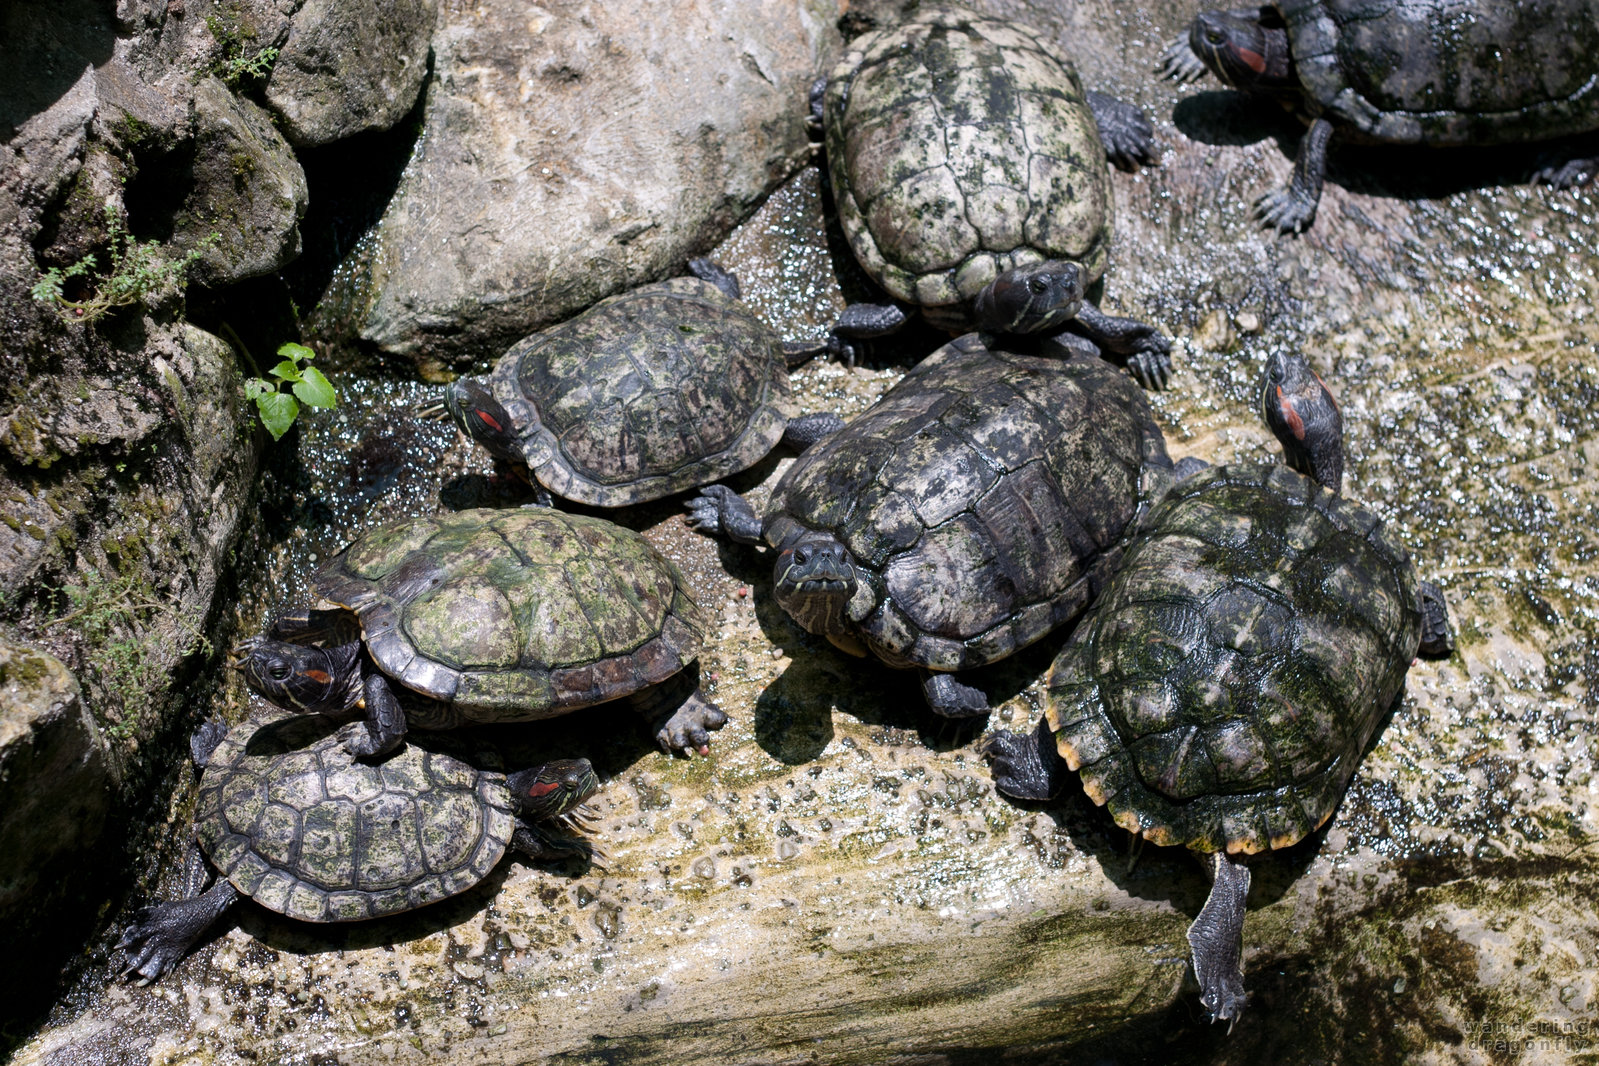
left=823, top=4, right=1112, bottom=331
left=196, top=717, right=516, bottom=922
left=765, top=335, right=1169, bottom=672
left=314, top=508, right=706, bottom=723
left=1046, top=464, right=1424, bottom=856
left=487, top=276, right=794, bottom=506
left=1279, top=0, right=1599, bottom=144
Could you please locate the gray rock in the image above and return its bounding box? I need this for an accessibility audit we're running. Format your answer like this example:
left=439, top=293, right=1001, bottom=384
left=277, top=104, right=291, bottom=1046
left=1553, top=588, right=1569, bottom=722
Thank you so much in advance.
left=264, top=0, right=437, bottom=147
left=332, top=0, right=837, bottom=377
left=0, top=642, right=109, bottom=924
left=176, top=77, right=308, bottom=286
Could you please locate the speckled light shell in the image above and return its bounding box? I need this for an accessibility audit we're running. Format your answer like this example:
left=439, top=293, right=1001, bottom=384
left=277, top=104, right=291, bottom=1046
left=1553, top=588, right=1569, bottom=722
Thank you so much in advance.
left=1279, top=0, right=1599, bottom=143
left=823, top=4, right=1112, bottom=331
left=765, top=335, right=1169, bottom=672
left=313, top=508, right=706, bottom=723
left=196, top=717, right=516, bottom=922
left=1046, top=463, right=1425, bottom=856
left=487, top=276, right=794, bottom=506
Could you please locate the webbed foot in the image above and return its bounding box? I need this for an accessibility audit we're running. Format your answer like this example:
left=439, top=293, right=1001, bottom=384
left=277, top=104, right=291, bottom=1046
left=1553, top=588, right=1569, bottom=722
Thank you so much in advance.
left=1254, top=185, right=1319, bottom=234
left=1086, top=90, right=1159, bottom=170
left=684, top=484, right=764, bottom=545
left=652, top=687, right=728, bottom=756
left=921, top=671, right=989, bottom=717
left=117, top=881, right=239, bottom=984
left=981, top=717, right=1067, bottom=802
left=1188, top=851, right=1251, bottom=1028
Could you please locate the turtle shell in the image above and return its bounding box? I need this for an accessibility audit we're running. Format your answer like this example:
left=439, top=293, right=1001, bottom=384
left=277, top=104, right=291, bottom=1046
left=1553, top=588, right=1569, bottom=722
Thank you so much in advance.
left=312, top=508, right=706, bottom=723
left=1280, top=0, right=1599, bottom=143
left=1045, top=463, right=1425, bottom=856
left=195, top=716, right=516, bottom=922
left=823, top=4, right=1112, bottom=331
left=765, top=334, right=1170, bottom=672
left=488, top=276, right=794, bottom=506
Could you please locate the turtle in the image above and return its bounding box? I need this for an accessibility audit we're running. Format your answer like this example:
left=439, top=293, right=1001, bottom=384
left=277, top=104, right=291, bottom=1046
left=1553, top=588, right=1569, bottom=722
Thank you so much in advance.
left=235, top=507, right=725, bottom=760
left=117, top=715, right=598, bottom=981
left=1159, top=0, right=1599, bottom=232
left=428, top=258, right=843, bottom=507
left=686, top=331, right=1172, bottom=717
left=813, top=3, right=1173, bottom=388
left=983, top=351, right=1454, bottom=1024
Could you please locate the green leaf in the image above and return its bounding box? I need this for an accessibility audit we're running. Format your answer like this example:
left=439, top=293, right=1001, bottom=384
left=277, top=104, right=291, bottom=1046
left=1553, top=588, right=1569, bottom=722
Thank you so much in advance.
left=291, top=366, right=337, bottom=408
left=243, top=377, right=273, bottom=400
left=269, top=359, right=305, bottom=385
left=277, top=342, right=315, bottom=365
left=255, top=391, right=299, bottom=440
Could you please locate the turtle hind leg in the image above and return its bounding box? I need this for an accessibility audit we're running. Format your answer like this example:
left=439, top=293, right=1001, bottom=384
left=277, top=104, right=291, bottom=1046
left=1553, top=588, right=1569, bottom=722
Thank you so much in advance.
left=982, top=716, right=1069, bottom=802
left=118, top=877, right=240, bottom=984
left=920, top=670, right=989, bottom=717
left=1085, top=90, right=1158, bottom=170
left=779, top=411, right=846, bottom=452
left=1187, top=850, right=1252, bottom=1028
left=630, top=664, right=728, bottom=756
left=1416, top=580, right=1455, bottom=659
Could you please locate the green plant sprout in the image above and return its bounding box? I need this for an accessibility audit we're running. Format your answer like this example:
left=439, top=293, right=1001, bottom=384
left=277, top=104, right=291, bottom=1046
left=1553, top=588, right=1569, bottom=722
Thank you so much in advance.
left=243, top=342, right=337, bottom=440
left=30, top=204, right=214, bottom=325
left=217, top=45, right=279, bottom=89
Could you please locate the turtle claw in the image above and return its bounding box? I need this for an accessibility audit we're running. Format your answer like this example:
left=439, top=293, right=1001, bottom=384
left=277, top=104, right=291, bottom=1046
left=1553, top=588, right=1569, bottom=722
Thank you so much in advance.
left=1158, top=37, right=1209, bottom=84
left=1254, top=187, right=1318, bottom=234
left=1127, top=348, right=1172, bottom=391
left=684, top=485, right=735, bottom=536
left=1533, top=156, right=1599, bottom=189
left=653, top=693, right=727, bottom=757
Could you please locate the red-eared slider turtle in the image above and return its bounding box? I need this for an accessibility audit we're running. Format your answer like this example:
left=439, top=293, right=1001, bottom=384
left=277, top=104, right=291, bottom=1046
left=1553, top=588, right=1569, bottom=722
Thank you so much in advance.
left=430, top=259, right=842, bottom=506
left=236, top=507, right=725, bottom=759
left=984, top=352, right=1453, bottom=1023
left=686, top=332, right=1172, bottom=716
left=117, top=716, right=597, bottom=981
left=816, top=4, right=1172, bottom=387
left=1160, top=1, right=1599, bottom=232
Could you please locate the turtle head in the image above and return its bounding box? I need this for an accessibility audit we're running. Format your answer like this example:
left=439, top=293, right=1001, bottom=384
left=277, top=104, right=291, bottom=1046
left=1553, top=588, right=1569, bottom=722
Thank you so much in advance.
left=1189, top=9, right=1295, bottom=91
left=442, top=378, right=525, bottom=465
left=233, top=637, right=363, bottom=716
left=1259, top=351, right=1343, bottom=494
left=507, top=759, right=599, bottom=820
left=772, top=531, right=858, bottom=636
left=972, top=260, right=1085, bottom=336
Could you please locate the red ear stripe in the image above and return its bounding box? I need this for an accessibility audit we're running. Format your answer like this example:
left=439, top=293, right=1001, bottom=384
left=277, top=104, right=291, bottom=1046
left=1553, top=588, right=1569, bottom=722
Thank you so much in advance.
left=1277, top=386, right=1307, bottom=441
left=1237, top=48, right=1267, bottom=73
left=305, top=669, right=331, bottom=684
left=477, top=409, right=505, bottom=433
left=526, top=781, right=562, bottom=798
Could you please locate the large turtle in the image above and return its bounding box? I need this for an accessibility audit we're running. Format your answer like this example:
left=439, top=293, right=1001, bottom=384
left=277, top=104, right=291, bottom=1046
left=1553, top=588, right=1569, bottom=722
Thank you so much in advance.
left=118, top=715, right=598, bottom=981
left=686, top=332, right=1172, bottom=716
left=431, top=259, right=842, bottom=506
left=984, top=352, right=1454, bottom=1023
left=236, top=507, right=725, bottom=759
left=815, top=3, right=1173, bottom=387
left=1160, top=0, right=1599, bottom=232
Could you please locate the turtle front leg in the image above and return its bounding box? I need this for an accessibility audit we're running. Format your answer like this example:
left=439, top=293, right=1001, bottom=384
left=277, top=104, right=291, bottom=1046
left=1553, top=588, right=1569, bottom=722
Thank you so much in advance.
left=1256, top=117, right=1333, bottom=233
left=1187, top=850, right=1252, bottom=1028
left=336, top=673, right=408, bottom=761
left=921, top=670, right=989, bottom=717
left=118, top=856, right=240, bottom=983
left=1533, top=153, right=1599, bottom=190
left=1085, top=90, right=1158, bottom=170
left=780, top=411, right=846, bottom=452
left=512, top=824, right=594, bottom=864
left=983, top=716, right=1069, bottom=802
left=1068, top=304, right=1173, bottom=391
left=685, top=484, right=765, bottom=545
left=629, top=664, right=728, bottom=756
left=825, top=303, right=910, bottom=366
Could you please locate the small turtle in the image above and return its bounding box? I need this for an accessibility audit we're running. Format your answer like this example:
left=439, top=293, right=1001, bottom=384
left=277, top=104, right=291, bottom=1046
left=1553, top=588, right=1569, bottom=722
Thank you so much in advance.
left=984, top=352, right=1453, bottom=1024
left=236, top=507, right=725, bottom=759
left=117, top=716, right=597, bottom=981
left=687, top=332, right=1172, bottom=716
left=1160, top=1, right=1599, bottom=232
left=429, top=259, right=842, bottom=506
left=814, top=4, right=1172, bottom=387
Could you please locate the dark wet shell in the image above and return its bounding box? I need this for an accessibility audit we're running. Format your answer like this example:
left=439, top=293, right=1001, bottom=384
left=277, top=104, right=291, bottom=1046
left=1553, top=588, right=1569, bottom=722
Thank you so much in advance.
left=766, top=335, right=1169, bottom=672
left=1045, top=463, right=1424, bottom=856
left=313, top=508, right=706, bottom=722
left=1282, top=0, right=1599, bottom=143
left=196, top=717, right=516, bottom=921
left=824, top=5, right=1111, bottom=330
left=488, top=276, right=794, bottom=506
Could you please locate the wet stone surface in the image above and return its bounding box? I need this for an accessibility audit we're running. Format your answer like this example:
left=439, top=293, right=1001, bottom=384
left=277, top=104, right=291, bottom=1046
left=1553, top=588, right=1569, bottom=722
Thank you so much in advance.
left=14, top=1, right=1599, bottom=1063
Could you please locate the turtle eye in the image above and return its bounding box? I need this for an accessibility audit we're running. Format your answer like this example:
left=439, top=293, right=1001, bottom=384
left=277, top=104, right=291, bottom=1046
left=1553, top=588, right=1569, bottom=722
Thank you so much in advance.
left=1206, top=27, right=1226, bottom=45
left=268, top=662, right=291, bottom=681
left=792, top=548, right=810, bottom=565
left=1028, top=277, right=1049, bottom=294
